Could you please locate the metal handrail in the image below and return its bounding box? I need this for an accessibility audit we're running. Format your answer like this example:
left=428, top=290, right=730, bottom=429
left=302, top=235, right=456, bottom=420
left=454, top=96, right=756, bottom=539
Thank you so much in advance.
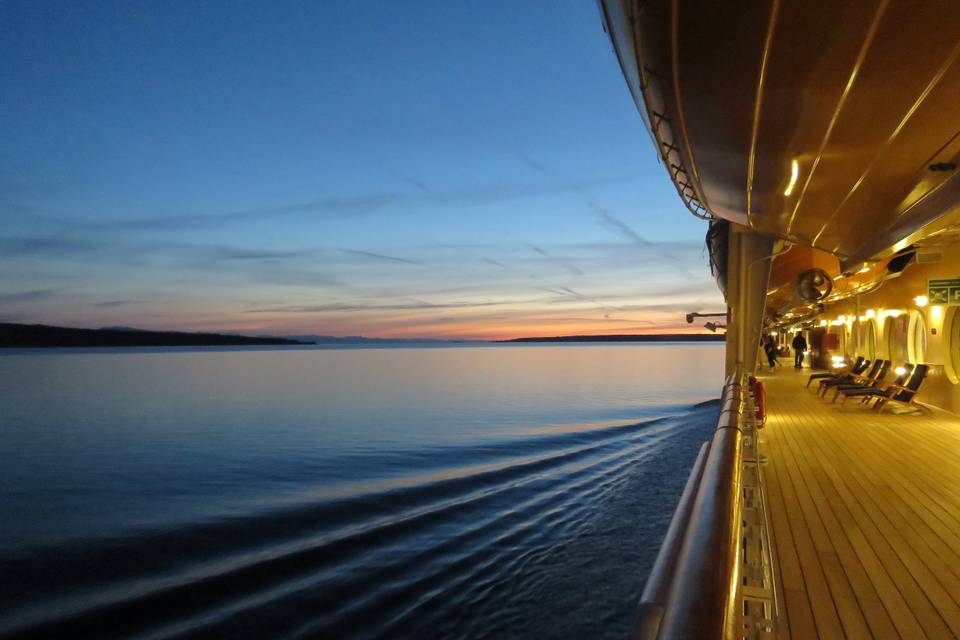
left=633, top=374, right=745, bottom=639
left=633, top=441, right=710, bottom=639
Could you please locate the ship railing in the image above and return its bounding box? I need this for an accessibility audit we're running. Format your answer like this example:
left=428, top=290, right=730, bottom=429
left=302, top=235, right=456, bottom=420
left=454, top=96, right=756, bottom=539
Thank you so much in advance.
left=633, top=373, right=748, bottom=640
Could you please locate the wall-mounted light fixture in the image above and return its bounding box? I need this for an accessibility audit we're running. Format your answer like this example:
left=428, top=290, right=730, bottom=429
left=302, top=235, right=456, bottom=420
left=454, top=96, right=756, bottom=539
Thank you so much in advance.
left=685, top=311, right=727, bottom=324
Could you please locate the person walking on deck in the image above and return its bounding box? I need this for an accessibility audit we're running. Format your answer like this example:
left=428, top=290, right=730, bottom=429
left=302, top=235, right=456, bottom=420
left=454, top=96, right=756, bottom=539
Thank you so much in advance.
left=791, top=333, right=808, bottom=369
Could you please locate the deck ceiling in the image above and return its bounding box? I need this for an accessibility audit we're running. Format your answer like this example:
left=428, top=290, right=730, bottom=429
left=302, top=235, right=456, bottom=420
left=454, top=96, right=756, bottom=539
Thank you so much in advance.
left=603, top=0, right=960, bottom=265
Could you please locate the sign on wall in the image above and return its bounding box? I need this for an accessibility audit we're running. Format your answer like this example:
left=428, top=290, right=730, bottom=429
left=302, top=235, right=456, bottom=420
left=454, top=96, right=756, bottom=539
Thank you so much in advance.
left=928, top=278, right=960, bottom=304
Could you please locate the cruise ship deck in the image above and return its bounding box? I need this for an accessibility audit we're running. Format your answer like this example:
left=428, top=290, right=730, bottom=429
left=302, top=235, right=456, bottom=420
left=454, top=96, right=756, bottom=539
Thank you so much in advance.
left=761, top=366, right=960, bottom=640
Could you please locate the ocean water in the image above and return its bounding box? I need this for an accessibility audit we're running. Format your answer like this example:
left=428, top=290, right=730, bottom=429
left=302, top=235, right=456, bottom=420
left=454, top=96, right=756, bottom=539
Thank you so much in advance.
left=0, top=343, right=723, bottom=639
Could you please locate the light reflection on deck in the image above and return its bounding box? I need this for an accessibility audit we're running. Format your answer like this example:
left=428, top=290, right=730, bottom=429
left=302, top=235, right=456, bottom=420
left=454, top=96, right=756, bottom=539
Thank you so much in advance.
left=760, top=365, right=960, bottom=640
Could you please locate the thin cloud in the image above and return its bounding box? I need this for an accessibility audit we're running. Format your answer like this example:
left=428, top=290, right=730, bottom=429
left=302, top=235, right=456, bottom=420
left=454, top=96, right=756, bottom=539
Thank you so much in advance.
left=0, top=237, right=100, bottom=256
left=595, top=209, right=653, bottom=246
left=541, top=285, right=625, bottom=314
left=246, top=300, right=511, bottom=313
left=218, top=249, right=307, bottom=260
left=482, top=257, right=509, bottom=269
left=337, top=249, right=423, bottom=266
left=528, top=244, right=584, bottom=276
left=3, top=176, right=636, bottom=232
left=0, top=289, right=57, bottom=303
left=387, top=170, right=434, bottom=195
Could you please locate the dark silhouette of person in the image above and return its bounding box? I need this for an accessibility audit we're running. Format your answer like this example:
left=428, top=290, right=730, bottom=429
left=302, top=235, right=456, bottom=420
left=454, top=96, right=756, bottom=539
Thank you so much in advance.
left=763, top=336, right=778, bottom=370
left=791, top=333, right=808, bottom=369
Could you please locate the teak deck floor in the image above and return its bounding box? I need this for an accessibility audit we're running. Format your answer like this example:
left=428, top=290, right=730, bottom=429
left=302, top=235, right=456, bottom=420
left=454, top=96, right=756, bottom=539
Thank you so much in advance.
left=760, top=366, right=960, bottom=640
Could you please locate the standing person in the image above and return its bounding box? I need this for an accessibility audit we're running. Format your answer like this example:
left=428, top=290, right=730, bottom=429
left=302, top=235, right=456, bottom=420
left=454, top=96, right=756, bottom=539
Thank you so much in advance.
left=791, top=332, right=808, bottom=369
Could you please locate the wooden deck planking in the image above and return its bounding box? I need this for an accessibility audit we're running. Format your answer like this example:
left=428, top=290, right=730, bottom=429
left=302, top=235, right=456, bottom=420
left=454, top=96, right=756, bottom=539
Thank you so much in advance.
left=759, top=367, right=960, bottom=639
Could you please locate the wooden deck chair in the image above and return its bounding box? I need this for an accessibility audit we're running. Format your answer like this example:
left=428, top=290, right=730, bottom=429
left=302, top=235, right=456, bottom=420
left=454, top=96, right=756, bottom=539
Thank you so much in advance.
left=837, top=363, right=913, bottom=405
left=820, top=359, right=886, bottom=399
left=873, top=364, right=931, bottom=414
left=829, top=360, right=893, bottom=402
left=807, top=356, right=867, bottom=388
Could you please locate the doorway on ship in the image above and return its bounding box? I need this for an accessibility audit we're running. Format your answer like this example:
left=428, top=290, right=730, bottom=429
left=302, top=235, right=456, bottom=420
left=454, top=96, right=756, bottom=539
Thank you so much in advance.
left=808, top=328, right=825, bottom=369
left=860, top=319, right=877, bottom=360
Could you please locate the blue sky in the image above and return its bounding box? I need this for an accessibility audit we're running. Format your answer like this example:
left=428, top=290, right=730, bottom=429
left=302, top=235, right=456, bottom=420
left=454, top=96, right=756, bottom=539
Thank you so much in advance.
left=0, top=0, right=721, bottom=338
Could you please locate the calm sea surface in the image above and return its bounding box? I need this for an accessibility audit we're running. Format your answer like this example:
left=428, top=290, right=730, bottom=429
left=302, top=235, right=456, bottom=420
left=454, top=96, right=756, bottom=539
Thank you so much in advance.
left=0, top=343, right=723, bottom=639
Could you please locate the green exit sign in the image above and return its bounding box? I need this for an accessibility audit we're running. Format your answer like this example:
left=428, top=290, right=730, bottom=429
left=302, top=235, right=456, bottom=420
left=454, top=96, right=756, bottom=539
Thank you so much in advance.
left=928, top=278, right=960, bottom=304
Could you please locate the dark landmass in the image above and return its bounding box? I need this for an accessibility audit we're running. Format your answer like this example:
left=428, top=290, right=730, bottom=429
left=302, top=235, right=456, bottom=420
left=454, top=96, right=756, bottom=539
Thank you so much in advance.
left=0, top=323, right=309, bottom=348
left=499, top=333, right=726, bottom=343
left=281, top=335, right=473, bottom=345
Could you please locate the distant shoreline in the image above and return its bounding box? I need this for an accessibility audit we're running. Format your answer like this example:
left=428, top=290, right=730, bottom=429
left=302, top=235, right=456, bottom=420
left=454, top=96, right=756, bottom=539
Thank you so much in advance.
left=498, top=333, right=725, bottom=343
left=0, top=322, right=727, bottom=349
left=0, top=323, right=308, bottom=348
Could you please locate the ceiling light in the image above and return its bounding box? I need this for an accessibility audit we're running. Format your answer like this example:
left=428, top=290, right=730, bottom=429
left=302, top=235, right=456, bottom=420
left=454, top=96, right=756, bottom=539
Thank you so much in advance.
left=783, top=159, right=799, bottom=197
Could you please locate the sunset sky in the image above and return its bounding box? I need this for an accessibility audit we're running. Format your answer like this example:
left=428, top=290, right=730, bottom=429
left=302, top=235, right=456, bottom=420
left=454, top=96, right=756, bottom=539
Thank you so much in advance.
left=0, top=1, right=722, bottom=340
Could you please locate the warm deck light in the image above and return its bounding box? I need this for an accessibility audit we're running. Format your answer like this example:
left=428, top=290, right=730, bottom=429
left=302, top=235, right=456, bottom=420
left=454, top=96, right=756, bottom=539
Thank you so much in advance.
left=894, top=367, right=907, bottom=376
left=857, top=266, right=870, bottom=274
left=783, top=159, right=799, bottom=196
left=865, top=309, right=876, bottom=319
left=769, top=331, right=778, bottom=337
left=831, top=355, right=844, bottom=362
left=932, top=305, right=944, bottom=321
left=914, top=295, right=929, bottom=307
left=820, top=319, right=828, bottom=327
left=837, top=315, right=846, bottom=323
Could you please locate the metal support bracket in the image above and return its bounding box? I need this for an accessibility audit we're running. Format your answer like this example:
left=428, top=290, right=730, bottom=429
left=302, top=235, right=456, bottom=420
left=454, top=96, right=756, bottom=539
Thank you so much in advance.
left=736, top=393, right=777, bottom=640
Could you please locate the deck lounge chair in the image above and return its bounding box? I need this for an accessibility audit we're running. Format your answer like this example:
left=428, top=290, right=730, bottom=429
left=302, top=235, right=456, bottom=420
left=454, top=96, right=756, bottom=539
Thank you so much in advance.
left=806, top=356, right=867, bottom=388
left=836, top=364, right=913, bottom=405
left=827, top=360, right=892, bottom=402
left=819, top=359, right=887, bottom=398
left=873, top=364, right=931, bottom=414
